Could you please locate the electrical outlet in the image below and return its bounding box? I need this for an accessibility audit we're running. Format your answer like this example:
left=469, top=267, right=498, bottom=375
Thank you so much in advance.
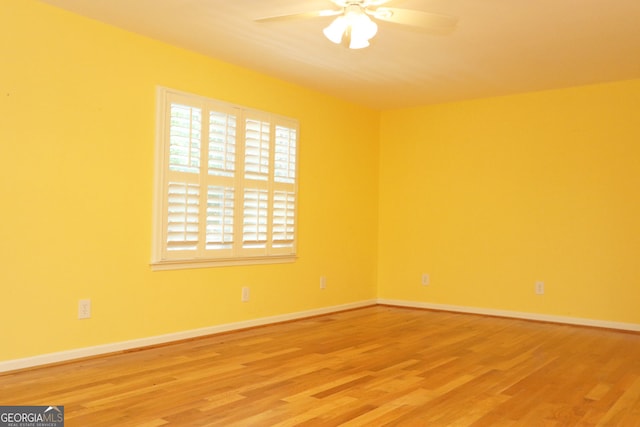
left=78, top=299, right=91, bottom=319
left=241, top=286, right=250, bottom=302
left=535, top=281, right=545, bottom=295
left=320, top=276, right=327, bottom=290
left=421, top=274, right=430, bottom=286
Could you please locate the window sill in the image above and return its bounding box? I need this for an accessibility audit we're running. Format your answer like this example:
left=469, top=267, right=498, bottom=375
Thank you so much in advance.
left=150, top=255, right=297, bottom=271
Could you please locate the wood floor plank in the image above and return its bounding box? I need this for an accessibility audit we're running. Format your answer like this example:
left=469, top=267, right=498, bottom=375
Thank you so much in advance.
left=2, top=305, right=640, bottom=425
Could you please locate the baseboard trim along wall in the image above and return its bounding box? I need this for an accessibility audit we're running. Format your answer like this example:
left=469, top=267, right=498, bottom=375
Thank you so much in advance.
left=4, top=299, right=639, bottom=373
left=378, top=298, right=640, bottom=332
left=0, top=300, right=377, bottom=373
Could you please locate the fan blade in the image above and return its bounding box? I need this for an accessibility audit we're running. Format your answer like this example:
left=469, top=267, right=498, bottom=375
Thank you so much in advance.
left=331, top=0, right=392, bottom=6
left=371, top=7, right=458, bottom=32
left=255, top=9, right=341, bottom=23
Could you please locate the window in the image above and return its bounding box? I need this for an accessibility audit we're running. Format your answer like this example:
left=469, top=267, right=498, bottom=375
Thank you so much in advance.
left=152, top=88, right=298, bottom=269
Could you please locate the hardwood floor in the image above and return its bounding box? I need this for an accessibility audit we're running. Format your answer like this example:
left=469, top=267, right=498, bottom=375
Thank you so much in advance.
left=2, top=305, right=640, bottom=426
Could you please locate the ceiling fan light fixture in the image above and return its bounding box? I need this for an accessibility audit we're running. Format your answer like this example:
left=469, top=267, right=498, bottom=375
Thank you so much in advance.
left=323, top=5, right=378, bottom=49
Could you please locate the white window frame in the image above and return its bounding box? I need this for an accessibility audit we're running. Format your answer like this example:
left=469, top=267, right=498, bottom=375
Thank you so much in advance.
left=151, top=87, right=299, bottom=270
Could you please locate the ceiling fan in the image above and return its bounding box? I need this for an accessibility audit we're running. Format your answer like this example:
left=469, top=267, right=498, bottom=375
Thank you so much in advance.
left=255, top=0, right=458, bottom=50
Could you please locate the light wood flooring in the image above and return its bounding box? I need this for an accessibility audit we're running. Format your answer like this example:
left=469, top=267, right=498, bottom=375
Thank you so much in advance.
left=2, top=305, right=640, bottom=426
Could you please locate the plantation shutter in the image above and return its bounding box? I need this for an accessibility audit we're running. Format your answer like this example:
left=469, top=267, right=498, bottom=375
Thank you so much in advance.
left=154, top=87, right=298, bottom=268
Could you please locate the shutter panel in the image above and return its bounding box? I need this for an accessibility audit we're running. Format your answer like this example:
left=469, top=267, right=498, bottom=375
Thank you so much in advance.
left=244, top=118, right=270, bottom=181
left=206, top=186, right=234, bottom=250
left=243, top=188, right=268, bottom=249
left=271, top=121, right=297, bottom=254
left=166, top=182, right=199, bottom=251
left=165, top=102, right=202, bottom=254
left=169, top=104, right=201, bottom=174
left=274, top=125, right=297, bottom=184
left=208, top=111, right=236, bottom=177
left=272, top=191, right=295, bottom=248
left=205, top=109, right=237, bottom=255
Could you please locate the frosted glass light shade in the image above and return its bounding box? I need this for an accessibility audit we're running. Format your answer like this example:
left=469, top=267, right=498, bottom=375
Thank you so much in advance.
left=323, top=16, right=348, bottom=44
left=348, top=13, right=377, bottom=49
left=322, top=8, right=378, bottom=49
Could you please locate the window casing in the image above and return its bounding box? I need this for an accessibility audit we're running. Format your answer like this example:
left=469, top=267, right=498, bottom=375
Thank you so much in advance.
left=152, top=88, right=298, bottom=269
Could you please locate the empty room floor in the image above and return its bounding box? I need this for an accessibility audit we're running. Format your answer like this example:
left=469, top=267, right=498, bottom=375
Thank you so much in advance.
left=2, top=305, right=640, bottom=426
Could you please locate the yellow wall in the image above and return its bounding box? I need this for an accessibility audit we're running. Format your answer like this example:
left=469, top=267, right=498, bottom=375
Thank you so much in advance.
left=379, top=79, right=640, bottom=323
left=0, top=0, right=379, bottom=361
left=3, top=0, right=639, bottom=364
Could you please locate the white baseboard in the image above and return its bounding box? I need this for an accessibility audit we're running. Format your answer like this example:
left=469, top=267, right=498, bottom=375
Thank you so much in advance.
left=378, top=298, right=640, bottom=332
left=4, top=299, right=637, bottom=373
left=0, top=300, right=377, bottom=373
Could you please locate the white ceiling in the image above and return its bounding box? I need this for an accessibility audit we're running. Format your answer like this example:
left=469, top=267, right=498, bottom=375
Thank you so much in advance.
left=39, top=0, right=640, bottom=110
